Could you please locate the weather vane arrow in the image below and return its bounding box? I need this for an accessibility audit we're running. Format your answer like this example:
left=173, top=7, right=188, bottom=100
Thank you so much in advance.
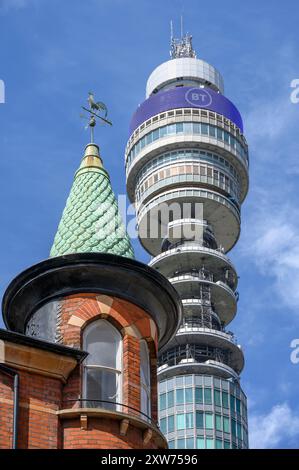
left=80, top=92, right=112, bottom=143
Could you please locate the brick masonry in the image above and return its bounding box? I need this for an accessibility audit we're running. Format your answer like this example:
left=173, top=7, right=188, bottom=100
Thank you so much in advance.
left=0, top=369, right=62, bottom=449
left=0, top=293, right=165, bottom=449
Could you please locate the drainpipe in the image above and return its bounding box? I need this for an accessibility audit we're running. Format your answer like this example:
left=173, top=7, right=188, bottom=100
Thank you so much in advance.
left=0, top=364, right=19, bottom=449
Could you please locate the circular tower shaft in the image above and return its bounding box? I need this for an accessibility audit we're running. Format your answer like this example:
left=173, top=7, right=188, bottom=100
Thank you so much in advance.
left=126, top=38, right=249, bottom=450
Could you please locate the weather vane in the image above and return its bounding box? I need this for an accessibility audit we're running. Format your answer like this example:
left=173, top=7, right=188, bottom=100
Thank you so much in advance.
left=80, top=92, right=112, bottom=143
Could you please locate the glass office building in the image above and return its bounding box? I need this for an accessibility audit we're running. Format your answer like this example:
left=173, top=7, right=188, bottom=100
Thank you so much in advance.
left=125, top=32, right=249, bottom=449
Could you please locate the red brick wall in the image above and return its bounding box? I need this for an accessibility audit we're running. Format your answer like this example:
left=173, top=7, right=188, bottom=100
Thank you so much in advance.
left=0, top=293, right=163, bottom=449
left=0, top=369, right=62, bottom=449
left=59, top=293, right=161, bottom=449
left=60, top=294, right=158, bottom=417
left=0, top=370, right=14, bottom=449
left=62, top=417, right=159, bottom=450
left=122, top=335, right=141, bottom=412
left=17, top=371, right=62, bottom=449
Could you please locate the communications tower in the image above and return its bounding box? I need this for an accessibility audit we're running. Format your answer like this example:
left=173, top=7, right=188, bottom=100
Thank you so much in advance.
left=125, top=31, right=249, bottom=449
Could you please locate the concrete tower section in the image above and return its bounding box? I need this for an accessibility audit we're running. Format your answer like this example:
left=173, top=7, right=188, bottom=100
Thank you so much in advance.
left=125, top=33, right=249, bottom=449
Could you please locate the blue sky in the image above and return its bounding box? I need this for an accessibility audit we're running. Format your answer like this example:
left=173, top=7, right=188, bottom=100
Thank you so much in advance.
left=1, top=0, right=299, bottom=449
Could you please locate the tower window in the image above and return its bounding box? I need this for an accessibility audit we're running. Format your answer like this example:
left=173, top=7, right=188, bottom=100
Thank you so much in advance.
left=82, top=319, right=122, bottom=411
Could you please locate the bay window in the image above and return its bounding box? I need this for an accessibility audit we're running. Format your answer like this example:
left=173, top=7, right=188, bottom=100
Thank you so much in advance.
left=83, top=319, right=122, bottom=411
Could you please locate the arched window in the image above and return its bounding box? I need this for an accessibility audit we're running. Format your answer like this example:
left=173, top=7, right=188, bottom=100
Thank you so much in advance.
left=140, top=340, right=151, bottom=419
left=83, top=319, right=122, bottom=410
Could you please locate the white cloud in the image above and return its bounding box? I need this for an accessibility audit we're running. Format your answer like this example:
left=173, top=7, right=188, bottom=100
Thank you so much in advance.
left=240, top=198, right=299, bottom=310
left=246, top=97, right=293, bottom=145
left=244, top=93, right=299, bottom=175
left=250, top=403, right=299, bottom=448
left=237, top=46, right=299, bottom=311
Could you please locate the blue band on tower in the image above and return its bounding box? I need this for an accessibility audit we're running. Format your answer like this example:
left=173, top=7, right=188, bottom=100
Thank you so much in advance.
left=129, top=87, right=243, bottom=136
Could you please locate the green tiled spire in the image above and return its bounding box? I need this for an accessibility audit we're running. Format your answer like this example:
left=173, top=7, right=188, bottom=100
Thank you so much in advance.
left=50, top=143, right=134, bottom=259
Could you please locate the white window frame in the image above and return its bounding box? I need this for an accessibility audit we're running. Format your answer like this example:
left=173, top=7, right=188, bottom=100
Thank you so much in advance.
left=82, top=319, right=122, bottom=410
left=140, top=339, right=151, bottom=420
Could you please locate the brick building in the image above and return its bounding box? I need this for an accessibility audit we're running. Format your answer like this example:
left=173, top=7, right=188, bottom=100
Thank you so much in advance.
left=0, top=141, right=182, bottom=449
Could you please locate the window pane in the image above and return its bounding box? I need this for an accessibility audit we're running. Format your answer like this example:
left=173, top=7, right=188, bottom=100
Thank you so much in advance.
left=237, top=422, right=242, bottom=439
left=185, top=388, right=193, bottom=403
left=216, top=439, right=223, bottom=449
left=197, top=437, right=205, bottom=449
left=160, top=126, right=167, bottom=137
left=152, top=129, right=159, bottom=141
left=236, top=398, right=241, bottom=414
left=184, top=123, right=193, bottom=134
left=204, top=375, right=212, bottom=386
left=231, top=418, right=236, bottom=437
left=169, top=440, right=175, bottom=449
left=214, top=389, right=221, bottom=406
left=196, top=411, right=204, bottom=428
left=202, top=124, right=209, bottom=135
left=85, top=368, right=119, bottom=410
left=176, top=376, right=184, bottom=386
left=195, top=387, right=203, bottom=404
left=209, top=125, right=216, bottom=137
left=224, top=131, right=230, bottom=143
left=224, top=440, right=230, bottom=449
left=84, top=320, right=121, bottom=369
left=217, top=128, right=223, bottom=140
left=168, top=124, right=176, bottom=134
left=140, top=340, right=151, bottom=417
left=141, top=387, right=150, bottom=418
left=140, top=342, right=150, bottom=385
left=193, top=123, right=201, bottom=134
left=204, top=388, right=212, bottom=404
left=177, top=438, right=185, bottom=449
left=160, top=393, right=166, bottom=410
left=185, top=375, right=193, bottom=386
left=222, top=391, right=229, bottom=408
left=160, top=417, right=167, bottom=434
left=206, top=438, right=214, bottom=449
left=176, top=388, right=184, bottom=404
left=168, top=415, right=174, bottom=433
left=205, top=413, right=213, bottom=429
left=215, top=414, right=222, bottom=431
left=176, top=123, right=183, bottom=133
left=223, top=416, right=230, bottom=433
left=230, top=394, right=235, bottom=412
left=146, top=133, right=153, bottom=144
left=168, top=390, right=174, bottom=407
left=186, top=412, right=194, bottom=429
left=186, top=438, right=194, bottom=449
left=177, top=414, right=185, bottom=430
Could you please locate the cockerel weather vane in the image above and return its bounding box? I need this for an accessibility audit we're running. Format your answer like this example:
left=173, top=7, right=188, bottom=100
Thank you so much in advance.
left=80, top=92, right=112, bottom=143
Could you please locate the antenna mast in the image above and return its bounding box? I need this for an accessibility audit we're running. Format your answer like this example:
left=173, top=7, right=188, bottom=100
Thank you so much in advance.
left=170, top=18, right=196, bottom=59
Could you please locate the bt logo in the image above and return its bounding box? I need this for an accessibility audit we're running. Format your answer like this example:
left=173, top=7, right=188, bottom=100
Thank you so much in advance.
left=0, top=79, right=4, bottom=104
left=185, top=88, right=213, bottom=108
